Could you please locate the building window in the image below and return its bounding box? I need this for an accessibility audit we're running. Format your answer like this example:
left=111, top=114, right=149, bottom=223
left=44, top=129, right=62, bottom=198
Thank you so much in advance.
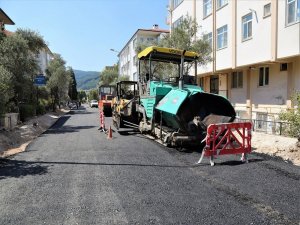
left=286, top=0, right=300, bottom=24
left=231, top=71, right=243, bottom=88
left=172, top=16, right=183, bottom=29
left=242, top=13, right=252, bottom=41
left=147, top=37, right=154, bottom=42
left=217, top=25, right=228, bottom=49
left=203, top=32, right=212, bottom=48
left=263, top=3, right=271, bottom=17
left=172, top=0, right=183, bottom=9
left=280, top=63, right=288, bottom=71
left=204, top=0, right=212, bottom=18
left=259, top=67, right=269, bottom=86
left=217, top=0, right=228, bottom=9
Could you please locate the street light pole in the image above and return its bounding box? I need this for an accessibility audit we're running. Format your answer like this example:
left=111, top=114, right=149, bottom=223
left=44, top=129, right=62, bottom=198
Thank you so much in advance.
left=110, top=48, right=120, bottom=54
left=110, top=49, right=120, bottom=78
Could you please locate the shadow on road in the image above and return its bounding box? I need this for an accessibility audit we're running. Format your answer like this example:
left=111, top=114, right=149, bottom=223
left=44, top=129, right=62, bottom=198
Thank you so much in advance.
left=118, top=129, right=140, bottom=136
left=50, top=115, right=71, bottom=129
left=12, top=160, right=206, bottom=168
left=0, top=158, right=48, bottom=180
left=218, top=158, right=264, bottom=166
left=44, top=125, right=98, bottom=134
left=69, top=110, right=94, bottom=115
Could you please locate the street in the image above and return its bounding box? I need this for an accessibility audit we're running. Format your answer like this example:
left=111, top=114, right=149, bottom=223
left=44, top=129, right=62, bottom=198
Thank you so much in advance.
left=0, top=105, right=299, bottom=225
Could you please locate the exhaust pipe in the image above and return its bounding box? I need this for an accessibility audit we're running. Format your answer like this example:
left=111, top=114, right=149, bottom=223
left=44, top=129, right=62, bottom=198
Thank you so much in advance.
left=179, top=50, right=186, bottom=90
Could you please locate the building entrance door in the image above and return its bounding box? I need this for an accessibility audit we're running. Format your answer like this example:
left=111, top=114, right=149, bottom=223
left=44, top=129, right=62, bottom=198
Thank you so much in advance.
left=210, top=75, right=219, bottom=94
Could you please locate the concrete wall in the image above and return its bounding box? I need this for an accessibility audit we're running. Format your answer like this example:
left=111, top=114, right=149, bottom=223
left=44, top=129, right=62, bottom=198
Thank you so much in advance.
left=172, top=0, right=193, bottom=21
left=277, top=0, right=300, bottom=59
left=294, top=57, right=300, bottom=91
left=1, top=113, right=19, bottom=130
left=216, top=1, right=232, bottom=70
left=236, top=0, right=272, bottom=66
left=251, top=64, right=288, bottom=106
left=196, top=0, right=213, bottom=74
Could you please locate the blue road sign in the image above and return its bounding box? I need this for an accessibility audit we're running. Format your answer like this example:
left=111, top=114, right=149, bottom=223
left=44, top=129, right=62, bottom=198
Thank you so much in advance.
left=34, top=75, right=46, bottom=86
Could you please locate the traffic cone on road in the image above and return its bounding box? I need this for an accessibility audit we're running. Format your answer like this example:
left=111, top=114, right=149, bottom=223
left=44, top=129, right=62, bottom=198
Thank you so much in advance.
left=107, top=125, right=112, bottom=139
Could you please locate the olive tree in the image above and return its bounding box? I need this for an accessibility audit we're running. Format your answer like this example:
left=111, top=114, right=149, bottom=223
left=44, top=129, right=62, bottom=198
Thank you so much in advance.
left=279, top=91, right=300, bottom=138
left=46, top=54, right=70, bottom=111
left=136, top=15, right=211, bottom=80
left=99, top=64, right=119, bottom=86
left=0, top=29, right=47, bottom=114
left=0, top=66, right=13, bottom=115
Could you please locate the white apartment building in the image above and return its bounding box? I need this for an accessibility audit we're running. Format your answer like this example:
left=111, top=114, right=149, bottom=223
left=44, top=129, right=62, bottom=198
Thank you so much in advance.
left=37, top=46, right=53, bottom=75
left=169, top=0, right=300, bottom=130
left=118, top=25, right=169, bottom=81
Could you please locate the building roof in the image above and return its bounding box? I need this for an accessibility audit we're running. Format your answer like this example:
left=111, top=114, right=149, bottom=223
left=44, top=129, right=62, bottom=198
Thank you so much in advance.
left=0, top=8, right=15, bottom=25
left=138, top=28, right=169, bottom=33
left=118, top=27, right=170, bottom=56
left=3, top=29, right=13, bottom=36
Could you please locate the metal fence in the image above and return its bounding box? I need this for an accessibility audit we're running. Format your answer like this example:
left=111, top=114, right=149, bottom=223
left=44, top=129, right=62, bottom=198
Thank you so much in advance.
left=0, top=113, right=19, bottom=130
left=0, top=115, right=4, bottom=129
left=235, top=118, right=291, bottom=136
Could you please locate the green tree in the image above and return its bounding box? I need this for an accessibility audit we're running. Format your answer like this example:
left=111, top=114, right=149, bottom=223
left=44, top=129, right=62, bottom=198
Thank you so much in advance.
left=279, top=91, right=300, bottom=138
left=15, top=29, right=47, bottom=105
left=135, top=38, right=164, bottom=80
left=88, top=89, right=98, bottom=101
left=16, top=29, right=47, bottom=54
left=135, top=16, right=211, bottom=81
left=160, top=15, right=211, bottom=75
left=118, top=75, right=130, bottom=82
left=99, top=64, right=118, bottom=85
left=0, top=33, right=34, bottom=109
left=68, top=67, right=78, bottom=101
left=78, top=90, right=87, bottom=102
left=0, top=29, right=47, bottom=115
left=46, top=54, right=70, bottom=111
left=0, top=65, right=14, bottom=115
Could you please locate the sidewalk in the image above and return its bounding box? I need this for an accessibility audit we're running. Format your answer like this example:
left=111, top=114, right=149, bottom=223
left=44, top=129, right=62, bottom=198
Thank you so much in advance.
left=0, top=109, right=70, bottom=157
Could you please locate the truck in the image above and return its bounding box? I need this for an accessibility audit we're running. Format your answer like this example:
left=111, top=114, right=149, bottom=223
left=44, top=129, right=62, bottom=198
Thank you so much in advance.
left=98, top=85, right=116, bottom=116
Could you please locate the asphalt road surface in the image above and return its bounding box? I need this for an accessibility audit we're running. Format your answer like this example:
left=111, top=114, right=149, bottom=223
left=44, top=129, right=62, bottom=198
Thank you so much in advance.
left=0, top=105, right=299, bottom=225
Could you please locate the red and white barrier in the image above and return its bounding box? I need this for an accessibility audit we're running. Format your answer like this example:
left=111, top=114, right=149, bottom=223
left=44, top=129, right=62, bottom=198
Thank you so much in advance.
left=98, top=109, right=106, bottom=132
left=197, top=122, right=252, bottom=166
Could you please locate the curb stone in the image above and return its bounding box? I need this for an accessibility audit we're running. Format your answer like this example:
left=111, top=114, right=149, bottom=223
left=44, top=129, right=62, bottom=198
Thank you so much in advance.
left=0, top=109, right=70, bottom=158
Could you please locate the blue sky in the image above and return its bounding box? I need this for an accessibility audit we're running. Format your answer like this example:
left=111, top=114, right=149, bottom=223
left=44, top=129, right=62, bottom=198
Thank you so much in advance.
left=1, top=0, right=169, bottom=72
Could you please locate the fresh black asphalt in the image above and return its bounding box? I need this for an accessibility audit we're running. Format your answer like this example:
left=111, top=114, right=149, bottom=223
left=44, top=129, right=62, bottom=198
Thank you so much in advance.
left=0, top=105, right=299, bottom=225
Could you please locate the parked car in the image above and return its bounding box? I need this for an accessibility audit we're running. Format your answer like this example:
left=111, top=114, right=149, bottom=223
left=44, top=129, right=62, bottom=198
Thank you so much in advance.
left=90, top=100, right=98, bottom=108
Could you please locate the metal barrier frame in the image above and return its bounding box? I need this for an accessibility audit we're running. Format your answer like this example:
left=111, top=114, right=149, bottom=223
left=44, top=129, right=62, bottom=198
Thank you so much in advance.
left=197, top=122, right=252, bottom=166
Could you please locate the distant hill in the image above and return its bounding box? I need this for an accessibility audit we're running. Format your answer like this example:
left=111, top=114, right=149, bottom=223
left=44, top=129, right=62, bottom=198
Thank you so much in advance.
left=74, top=70, right=100, bottom=90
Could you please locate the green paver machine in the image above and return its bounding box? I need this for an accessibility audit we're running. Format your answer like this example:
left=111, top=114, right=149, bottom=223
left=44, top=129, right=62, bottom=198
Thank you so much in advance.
left=114, top=46, right=236, bottom=148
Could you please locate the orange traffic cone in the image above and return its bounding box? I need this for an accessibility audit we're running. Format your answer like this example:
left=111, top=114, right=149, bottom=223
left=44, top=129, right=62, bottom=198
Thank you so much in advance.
left=107, top=125, right=112, bottom=139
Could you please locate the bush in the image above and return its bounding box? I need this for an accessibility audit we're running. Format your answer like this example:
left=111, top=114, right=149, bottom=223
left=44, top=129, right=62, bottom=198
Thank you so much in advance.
left=36, top=104, right=46, bottom=115
left=36, top=98, right=51, bottom=115
left=279, top=91, right=300, bottom=138
left=0, top=65, right=13, bottom=116
left=19, top=104, right=36, bottom=122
